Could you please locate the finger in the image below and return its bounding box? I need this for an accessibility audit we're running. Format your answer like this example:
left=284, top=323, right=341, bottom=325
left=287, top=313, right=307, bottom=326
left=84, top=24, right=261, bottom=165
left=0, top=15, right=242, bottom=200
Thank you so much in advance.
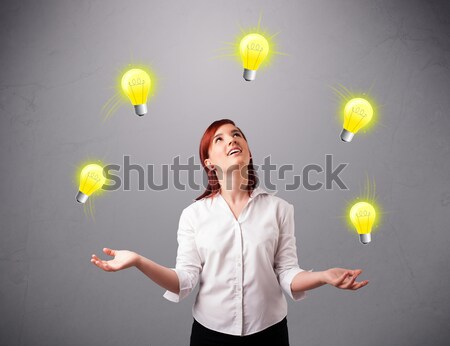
left=91, top=257, right=105, bottom=269
left=348, top=269, right=362, bottom=278
left=103, top=248, right=116, bottom=257
left=101, top=261, right=114, bottom=272
left=353, top=269, right=363, bottom=277
left=91, top=258, right=113, bottom=272
left=92, top=256, right=107, bottom=267
left=335, top=271, right=349, bottom=286
left=351, top=280, right=369, bottom=290
left=92, top=254, right=102, bottom=262
left=347, top=269, right=363, bottom=286
left=344, top=274, right=358, bottom=288
left=91, top=258, right=104, bottom=269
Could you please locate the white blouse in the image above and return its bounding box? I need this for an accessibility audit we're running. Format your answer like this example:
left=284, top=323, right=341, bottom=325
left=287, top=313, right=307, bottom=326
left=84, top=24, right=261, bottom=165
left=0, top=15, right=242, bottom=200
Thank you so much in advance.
left=163, top=187, right=309, bottom=336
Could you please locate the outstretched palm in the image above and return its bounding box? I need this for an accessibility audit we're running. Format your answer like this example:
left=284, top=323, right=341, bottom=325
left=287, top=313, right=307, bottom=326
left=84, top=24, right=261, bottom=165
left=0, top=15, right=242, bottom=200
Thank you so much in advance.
left=91, top=248, right=138, bottom=272
left=324, top=267, right=369, bottom=290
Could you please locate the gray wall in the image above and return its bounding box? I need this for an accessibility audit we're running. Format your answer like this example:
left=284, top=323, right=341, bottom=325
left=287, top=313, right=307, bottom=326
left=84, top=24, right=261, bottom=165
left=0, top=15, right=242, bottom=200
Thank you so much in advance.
left=1, top=0, right=450, bottom=345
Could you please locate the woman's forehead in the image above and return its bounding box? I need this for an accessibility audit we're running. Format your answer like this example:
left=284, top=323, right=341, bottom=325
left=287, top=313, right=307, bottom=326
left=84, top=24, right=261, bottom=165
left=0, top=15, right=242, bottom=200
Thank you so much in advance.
left=214, top=124, right=240, bottom=135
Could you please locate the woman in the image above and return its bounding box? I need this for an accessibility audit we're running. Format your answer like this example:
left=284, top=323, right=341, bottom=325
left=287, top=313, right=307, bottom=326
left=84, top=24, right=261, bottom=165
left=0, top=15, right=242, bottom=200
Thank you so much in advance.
left=91, top=119, right=369, bottom=345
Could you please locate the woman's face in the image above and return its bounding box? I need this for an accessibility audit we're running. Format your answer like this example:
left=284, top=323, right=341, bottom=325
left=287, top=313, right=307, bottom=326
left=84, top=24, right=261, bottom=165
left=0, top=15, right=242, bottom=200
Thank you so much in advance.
left=205, top=123, right=251, bottom=175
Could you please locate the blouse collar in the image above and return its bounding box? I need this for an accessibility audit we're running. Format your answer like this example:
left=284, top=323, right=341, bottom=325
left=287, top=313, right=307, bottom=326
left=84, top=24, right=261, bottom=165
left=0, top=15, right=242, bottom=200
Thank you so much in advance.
left=193, top=186, right=276, bottom=202
left=249, top=186, right=277, bottom=199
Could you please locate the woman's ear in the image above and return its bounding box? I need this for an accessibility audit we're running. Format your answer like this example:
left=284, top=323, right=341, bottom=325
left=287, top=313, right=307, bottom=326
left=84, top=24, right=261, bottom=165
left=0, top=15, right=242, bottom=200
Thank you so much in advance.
left=205, top=159, right=215, bottom=170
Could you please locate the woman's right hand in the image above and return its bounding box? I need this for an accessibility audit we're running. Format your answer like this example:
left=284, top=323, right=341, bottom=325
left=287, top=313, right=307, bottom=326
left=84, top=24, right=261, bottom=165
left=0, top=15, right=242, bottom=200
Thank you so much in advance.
left=91, top=248, right=139, bottom=272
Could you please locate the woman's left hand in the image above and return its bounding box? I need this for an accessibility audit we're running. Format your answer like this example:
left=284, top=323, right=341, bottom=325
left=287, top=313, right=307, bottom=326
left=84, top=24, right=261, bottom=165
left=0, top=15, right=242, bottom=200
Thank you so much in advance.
left=323, top=268, right=369, bottom=290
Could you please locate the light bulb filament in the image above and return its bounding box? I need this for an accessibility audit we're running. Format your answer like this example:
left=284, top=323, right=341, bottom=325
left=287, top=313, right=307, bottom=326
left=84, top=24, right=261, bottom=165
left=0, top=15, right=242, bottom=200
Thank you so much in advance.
left=357, top=210, right=370, bottom=217
left=247, top=42, right=264, bottom=52
left=129, top=78, right=146, bottom=87
left=352, top=106, right=368, bottom=117
left=87, top=172, right=101, bottom=182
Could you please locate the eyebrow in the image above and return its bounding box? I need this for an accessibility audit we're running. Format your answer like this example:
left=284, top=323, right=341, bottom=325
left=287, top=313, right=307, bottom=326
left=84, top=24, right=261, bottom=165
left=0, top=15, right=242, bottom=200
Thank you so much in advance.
left=213, top=129, right=241, bottom=140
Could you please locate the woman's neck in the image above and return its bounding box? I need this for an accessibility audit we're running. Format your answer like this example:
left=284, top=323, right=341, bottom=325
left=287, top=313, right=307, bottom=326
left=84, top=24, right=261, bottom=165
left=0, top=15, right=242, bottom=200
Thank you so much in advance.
left=218, top=169, right=249, bottom=204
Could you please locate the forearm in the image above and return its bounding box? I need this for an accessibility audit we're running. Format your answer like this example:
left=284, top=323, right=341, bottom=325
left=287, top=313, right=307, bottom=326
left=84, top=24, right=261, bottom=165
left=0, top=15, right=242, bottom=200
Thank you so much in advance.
left=135, top=255, right=180, bottom=294
left=291, top=270, right=327, bottom=292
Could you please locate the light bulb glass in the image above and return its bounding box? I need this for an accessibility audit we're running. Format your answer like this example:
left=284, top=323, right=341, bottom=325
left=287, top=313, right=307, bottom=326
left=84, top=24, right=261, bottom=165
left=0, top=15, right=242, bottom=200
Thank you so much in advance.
left=239, top=33, right=269, bottom=81
left=76, top=164, right=106, bottom=203
left=121, top=68, right=151, bottom=116
left=341, top=98, right=373, bottom=142
left=349, top=201, right=376, bottom=244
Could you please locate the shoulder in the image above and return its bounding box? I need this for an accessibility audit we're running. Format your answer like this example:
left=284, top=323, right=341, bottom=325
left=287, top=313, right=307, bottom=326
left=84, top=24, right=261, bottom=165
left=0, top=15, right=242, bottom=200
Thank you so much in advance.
left=252, top=190, right=295, bottom=227
left=180, top=195, right=219, bottom=220
left=255, top=191, right=294, bottom=211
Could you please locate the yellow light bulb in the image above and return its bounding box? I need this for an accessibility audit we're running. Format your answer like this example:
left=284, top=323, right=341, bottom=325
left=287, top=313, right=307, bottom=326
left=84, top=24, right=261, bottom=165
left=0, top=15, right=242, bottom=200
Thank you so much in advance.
left=349, top=201, right=376, bottom=244
left=121, top=68, right=151, bottom=116
left=239, top=33, right=269, bottom=81
left=76, top=164, right=106, bottom=203
left=340, top=98, right=373, bottom=142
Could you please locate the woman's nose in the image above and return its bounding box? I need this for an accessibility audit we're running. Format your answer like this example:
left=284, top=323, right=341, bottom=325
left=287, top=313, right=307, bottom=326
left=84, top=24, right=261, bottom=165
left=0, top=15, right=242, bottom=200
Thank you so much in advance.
left=228, top=138, right=237, bottom=145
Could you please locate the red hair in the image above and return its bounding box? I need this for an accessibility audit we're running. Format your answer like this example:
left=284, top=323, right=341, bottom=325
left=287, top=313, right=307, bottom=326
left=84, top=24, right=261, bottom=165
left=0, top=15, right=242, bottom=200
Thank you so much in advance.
left=196, top=119, right=258, bottom=200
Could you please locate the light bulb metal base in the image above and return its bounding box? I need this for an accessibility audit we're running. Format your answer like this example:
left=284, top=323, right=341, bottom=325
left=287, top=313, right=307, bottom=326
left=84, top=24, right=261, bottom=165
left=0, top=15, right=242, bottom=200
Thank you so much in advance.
left=340, top=129, right=354, bottom=142
left=76, top=191, right=89, bottom=204
left=134, top=104, right=147, bottom=116
left=243, top=69, right=257, bottom=81
left=359, top=233, right=371, bottom=244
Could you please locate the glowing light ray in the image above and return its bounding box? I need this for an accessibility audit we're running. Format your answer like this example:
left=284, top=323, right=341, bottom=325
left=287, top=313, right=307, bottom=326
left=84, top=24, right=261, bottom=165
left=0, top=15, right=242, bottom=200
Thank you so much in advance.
left=338, top=83, right=354, bottom=99
left=102, top=92, right=121, bottom=112
left=271, top=51, right=289, bottom=56
left=101, top=93, right=123, bottom=120
left=213, top=53, right=238, bottom=59
left=107, top=100, right=123, bottom=117
left=90, top=199, right=96, bottom=221
left=269, top=31, right=281, bottom=39
left=103, top=97, right=123, bottom=121
left=331, top=87, right=349, bottom=103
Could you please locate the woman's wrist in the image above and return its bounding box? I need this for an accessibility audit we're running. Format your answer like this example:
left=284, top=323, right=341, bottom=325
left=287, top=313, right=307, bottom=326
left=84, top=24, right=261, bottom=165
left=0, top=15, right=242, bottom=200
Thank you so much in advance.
left=133, top=252, right=142, bottom=268
left=321, top=270, right=330, bottom=285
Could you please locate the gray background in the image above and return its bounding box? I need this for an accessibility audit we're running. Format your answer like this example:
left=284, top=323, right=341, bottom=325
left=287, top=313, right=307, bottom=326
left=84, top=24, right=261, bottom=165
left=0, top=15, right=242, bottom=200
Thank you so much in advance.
left=1, top=0, right=450, bottom=345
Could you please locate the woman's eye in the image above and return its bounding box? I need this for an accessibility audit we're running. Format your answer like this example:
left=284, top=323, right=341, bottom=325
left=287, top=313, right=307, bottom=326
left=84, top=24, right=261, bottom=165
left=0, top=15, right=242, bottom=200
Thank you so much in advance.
left=215, top=133, right=240, bottom=143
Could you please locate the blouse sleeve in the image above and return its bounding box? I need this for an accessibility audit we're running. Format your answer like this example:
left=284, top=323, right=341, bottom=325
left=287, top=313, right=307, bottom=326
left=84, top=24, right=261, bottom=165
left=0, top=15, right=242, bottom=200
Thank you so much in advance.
left=163, top=208, right=202, bottom=303
left=274, top=203, right=311, bottom=301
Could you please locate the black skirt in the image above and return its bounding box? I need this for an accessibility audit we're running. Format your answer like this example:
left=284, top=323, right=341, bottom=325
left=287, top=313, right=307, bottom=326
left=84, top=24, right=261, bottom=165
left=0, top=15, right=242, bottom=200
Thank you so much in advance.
left=190, top=317, right=290, bottom=346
